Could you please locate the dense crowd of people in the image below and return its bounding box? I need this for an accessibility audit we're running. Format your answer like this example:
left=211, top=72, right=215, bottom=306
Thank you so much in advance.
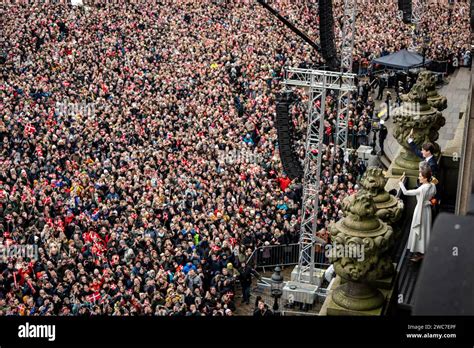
left=350, top=0, right=470, bottom=72
left=271, top=0, right=470, bottom=73
left=0, top=0, right=469, bottom=316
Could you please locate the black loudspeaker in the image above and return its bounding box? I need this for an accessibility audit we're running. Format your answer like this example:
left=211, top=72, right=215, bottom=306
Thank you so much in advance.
left=412, top=213, right=474, bottom=315
left=319, top=0, right=339, bottom=71
left=399, top=0, right=412, bottom=24
left=275, top=92, right=304, bottom=180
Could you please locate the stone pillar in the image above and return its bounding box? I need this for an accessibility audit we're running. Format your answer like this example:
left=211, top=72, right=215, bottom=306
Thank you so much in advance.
left=345, top=167, right=404, bottom=279
left=326, top=191, right=394, bottom=314
left=356, top=167, right=404, bottom=227
left=417, top=70, right=447, bottom=112
left=391, top=80, right=445, bottom=187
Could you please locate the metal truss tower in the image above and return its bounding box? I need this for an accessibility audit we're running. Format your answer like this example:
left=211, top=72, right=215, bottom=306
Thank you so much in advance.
left=409, top=0, right=425, bottom=52
left=339, top=0, right=356, bottom=73
left=284, top=68, right=356, bottom=283
left=411, top=0, right=424, bottom=25
left=334, top=0, right=357, bottom=168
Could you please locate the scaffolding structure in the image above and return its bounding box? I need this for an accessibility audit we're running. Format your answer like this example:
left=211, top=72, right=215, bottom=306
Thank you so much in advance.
left=411, top=0, right=424, bottom=25
left=339, top=0, right=356, bottom=73
left=284, top=68, right=356, bottom=283
left=409, top=0, right=425, bottom=52
left=334, top=0, right=357, bottom=171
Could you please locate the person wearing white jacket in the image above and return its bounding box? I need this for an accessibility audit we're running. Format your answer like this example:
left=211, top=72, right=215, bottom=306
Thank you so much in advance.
left=398, top=167, right=437, bottom=263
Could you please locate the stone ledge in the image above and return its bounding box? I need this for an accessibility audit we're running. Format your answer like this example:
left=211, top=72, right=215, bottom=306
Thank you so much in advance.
left=320, top=275, right=397, bottom=316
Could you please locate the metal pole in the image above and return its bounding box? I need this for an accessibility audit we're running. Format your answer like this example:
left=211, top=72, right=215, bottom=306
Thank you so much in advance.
left=273, top=296, right=279, bottom=312
left=423, top=46, right=426, bottom=67
left=309, top=76, right=327, bottom=284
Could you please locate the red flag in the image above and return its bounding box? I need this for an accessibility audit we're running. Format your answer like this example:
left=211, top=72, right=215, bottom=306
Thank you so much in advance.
left=87, top=292, right=101, bottom=303
left=24, top=123, right=36, bottom=136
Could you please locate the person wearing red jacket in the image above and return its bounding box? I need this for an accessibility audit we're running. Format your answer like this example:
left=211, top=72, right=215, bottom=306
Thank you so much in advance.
left=277, top=174, right=291, bottom=191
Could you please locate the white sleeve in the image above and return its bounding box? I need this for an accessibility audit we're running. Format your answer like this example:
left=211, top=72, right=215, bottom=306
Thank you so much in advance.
left=399, top=181, right=421, bottom=196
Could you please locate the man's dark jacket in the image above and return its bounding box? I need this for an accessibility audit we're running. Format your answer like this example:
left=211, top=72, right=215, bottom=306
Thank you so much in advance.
left=409, top=141, right=439, bottom=179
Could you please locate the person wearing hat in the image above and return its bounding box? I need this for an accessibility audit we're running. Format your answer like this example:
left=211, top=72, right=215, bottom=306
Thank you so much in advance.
left=226, top=262, right=239, bottom=278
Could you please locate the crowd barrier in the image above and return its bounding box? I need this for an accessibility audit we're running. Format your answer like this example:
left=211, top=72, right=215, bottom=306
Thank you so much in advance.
left=246, top=242, right=329, bottom=271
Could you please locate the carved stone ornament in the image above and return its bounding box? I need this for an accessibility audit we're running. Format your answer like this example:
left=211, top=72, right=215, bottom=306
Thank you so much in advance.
left=393, top=81, right=445, bottom=171
left=328, top=191, right=394, bottom=311
left=357, top=167, right=404, bottom=226
left=416, top=70, right=447, bottom=111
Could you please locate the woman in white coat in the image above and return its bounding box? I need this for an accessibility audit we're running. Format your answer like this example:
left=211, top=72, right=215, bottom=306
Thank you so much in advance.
left=399, top=167, right=437, bottom=262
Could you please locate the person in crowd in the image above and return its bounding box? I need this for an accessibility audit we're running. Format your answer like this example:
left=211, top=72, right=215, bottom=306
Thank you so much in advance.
left=238, top=261, right=259, bottom=305
left=253, top=299, right=273, bottom=317
left=376, top=76, right=387, bottom=100
left=378, top=120, right=388, bottom=156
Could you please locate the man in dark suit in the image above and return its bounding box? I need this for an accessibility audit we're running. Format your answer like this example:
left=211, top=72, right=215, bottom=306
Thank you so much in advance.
left=407, top=130, right=439, bottom=179
left=376, top=76, right=387, bottom=100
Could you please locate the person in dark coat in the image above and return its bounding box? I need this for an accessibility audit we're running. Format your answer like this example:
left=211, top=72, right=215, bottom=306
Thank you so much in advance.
left=253, top=300, right=273, bottom=317
left=378, top=120, right=388, bottom=156
left=238, top=262, right=259, bottom=305
left=376, top=76, right=387, bottom=100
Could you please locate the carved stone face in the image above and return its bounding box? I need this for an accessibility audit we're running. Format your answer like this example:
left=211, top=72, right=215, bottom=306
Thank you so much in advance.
left=417, top=71, right=436, bottom=91
left=360, top=168, right=386, bottom=193
left=349, top=193, right=376, bottom=218
left=407, top=83, right=428, bottom=103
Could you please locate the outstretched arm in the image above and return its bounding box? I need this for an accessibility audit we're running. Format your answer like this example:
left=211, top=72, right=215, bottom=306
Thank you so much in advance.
left=399, top=181, right=422, bottom=196
left=407, top=129, right=423, bottom=159
left=408, top=140, right=423, bottom=159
